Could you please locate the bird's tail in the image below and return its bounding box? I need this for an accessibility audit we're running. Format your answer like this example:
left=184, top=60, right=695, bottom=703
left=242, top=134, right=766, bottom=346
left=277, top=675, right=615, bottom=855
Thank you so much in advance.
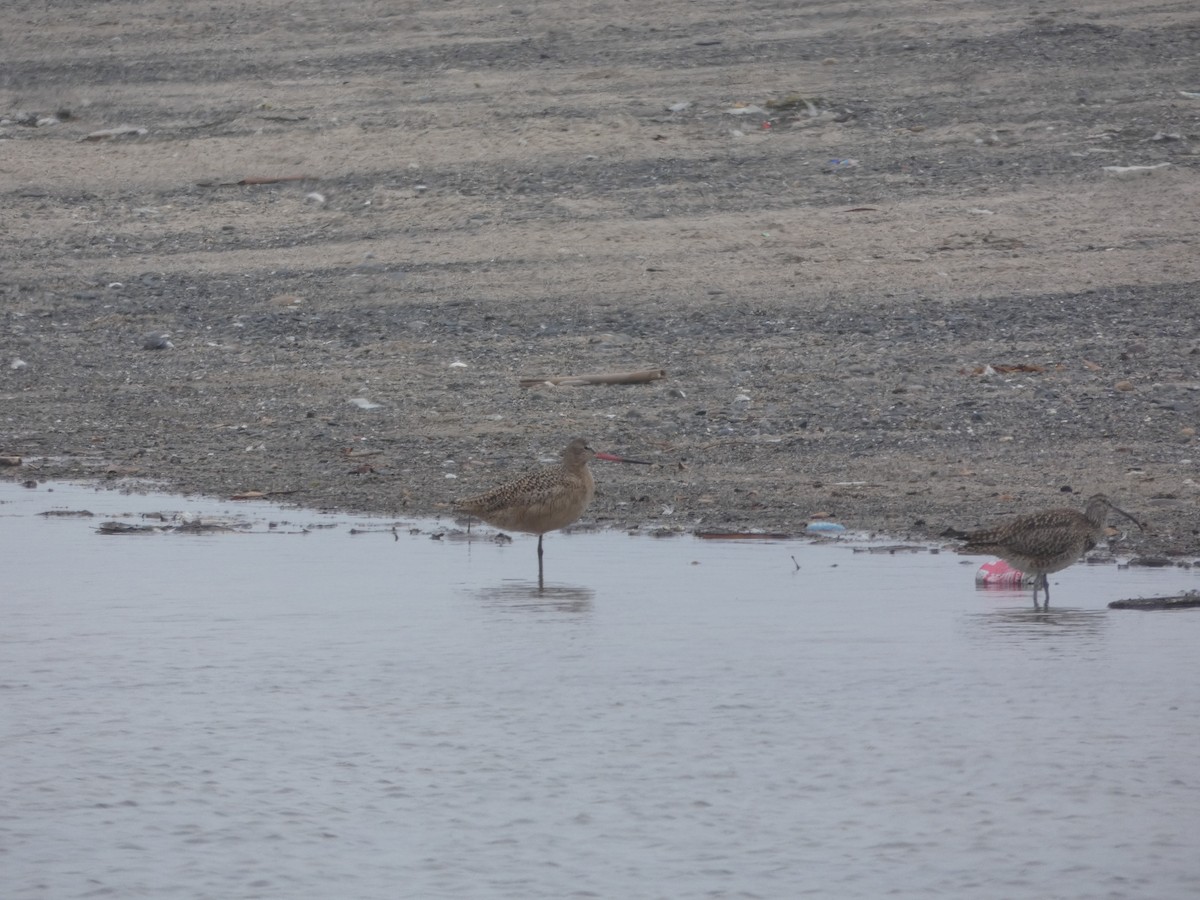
left=948, top=526, right=1007, bottom=554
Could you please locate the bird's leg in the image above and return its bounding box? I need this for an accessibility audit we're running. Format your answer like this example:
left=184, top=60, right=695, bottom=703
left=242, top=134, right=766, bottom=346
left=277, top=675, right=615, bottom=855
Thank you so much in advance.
left=1031, top=574, right=1049, bottom=608
left=537, top=535, right=545, bottom=588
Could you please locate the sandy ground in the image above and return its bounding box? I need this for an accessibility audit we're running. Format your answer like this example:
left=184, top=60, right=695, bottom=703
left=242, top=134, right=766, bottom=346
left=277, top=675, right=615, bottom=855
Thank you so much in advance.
left=2, top=0, right=1199, bottom=557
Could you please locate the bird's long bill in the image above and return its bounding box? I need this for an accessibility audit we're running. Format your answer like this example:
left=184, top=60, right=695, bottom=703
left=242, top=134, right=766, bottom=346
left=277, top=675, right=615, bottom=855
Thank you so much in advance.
left=594, top=451, right=652, bottom=465
left=1110, top=502, right=1146, bottom=531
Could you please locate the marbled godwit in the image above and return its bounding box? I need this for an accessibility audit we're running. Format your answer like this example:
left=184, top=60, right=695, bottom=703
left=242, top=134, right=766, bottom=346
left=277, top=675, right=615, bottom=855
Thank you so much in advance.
left=955, top=493, right=1144, bottom=605
left=457, top=438, right=650, bottom=572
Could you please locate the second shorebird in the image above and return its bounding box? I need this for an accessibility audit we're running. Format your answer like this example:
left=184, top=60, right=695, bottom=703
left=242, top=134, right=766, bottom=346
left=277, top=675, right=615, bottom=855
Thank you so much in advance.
left=955, top=493, right=1144, bottom=605
left=457, top=438, right=650, bottom=574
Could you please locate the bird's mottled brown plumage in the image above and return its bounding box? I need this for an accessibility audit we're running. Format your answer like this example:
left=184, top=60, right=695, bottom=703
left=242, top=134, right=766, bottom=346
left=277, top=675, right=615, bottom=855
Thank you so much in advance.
left=458, top=437, right=599, bottom=538
left=959, top=493, right=1143, bottom=604
left=457, top=438, right=649, bottom=578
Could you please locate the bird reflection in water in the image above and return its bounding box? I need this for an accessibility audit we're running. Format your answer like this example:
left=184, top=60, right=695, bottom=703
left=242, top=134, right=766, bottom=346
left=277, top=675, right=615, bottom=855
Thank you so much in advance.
left=475, top=580, right=595, bottom=614
left=969, top=604, right=1110, bottom=646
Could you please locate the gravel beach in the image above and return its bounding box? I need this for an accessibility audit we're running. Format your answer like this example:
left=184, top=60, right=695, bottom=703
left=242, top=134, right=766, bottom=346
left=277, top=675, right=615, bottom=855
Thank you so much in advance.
left=2, top=0, right=1198, bottom=557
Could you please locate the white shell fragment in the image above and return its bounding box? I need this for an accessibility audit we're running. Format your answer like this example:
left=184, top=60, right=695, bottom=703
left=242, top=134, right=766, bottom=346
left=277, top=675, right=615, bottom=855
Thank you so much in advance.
left=1101, top=163, right=1170, bottom=178
left=81, top=126, right=148, bottom=142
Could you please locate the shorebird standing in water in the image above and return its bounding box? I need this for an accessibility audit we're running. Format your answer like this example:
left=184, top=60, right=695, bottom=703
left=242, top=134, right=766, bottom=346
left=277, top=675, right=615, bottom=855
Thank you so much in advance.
left=457, top=438, right=650, bottom=578
left=954, top=493, right=1144, bottom=606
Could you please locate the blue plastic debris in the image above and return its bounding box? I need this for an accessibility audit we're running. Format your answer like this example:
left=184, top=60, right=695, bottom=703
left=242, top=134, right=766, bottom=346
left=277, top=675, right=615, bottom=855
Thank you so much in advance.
left=805, top=521, right=846, bottom=533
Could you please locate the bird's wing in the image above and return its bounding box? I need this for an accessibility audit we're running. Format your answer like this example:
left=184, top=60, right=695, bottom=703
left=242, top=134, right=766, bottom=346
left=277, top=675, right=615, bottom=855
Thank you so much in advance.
left=966, top=524, right=1082, bottom=559
left=460, top=470, right=574, bottom=515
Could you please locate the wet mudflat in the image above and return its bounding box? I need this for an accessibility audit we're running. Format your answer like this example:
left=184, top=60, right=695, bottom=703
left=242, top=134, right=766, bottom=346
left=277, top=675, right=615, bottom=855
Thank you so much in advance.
left=3, top=481, right=1200, bottom=900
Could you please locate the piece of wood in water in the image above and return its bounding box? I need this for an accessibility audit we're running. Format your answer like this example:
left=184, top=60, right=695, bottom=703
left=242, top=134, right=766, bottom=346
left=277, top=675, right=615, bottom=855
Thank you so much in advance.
left=1108, top=593, right=1200, bottom=611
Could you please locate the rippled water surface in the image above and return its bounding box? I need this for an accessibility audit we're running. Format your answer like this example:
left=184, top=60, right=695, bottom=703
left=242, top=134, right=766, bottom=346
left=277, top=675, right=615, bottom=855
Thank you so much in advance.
left=4, top=482, right=1199, bottom=899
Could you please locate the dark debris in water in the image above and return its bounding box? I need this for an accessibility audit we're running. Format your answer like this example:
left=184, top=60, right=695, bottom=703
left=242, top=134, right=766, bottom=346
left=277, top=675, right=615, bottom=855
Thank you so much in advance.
left=173, top=522, right=242, bottom=534
left=695, top=531, right=794, bottom=541
left=97, top=521, right=157, bottom=535
left=1126, top=556, right=1177, bottom=568
left=97, top=515, right=257, bottom=535
left=1108, top=592, right=1200, bottom=611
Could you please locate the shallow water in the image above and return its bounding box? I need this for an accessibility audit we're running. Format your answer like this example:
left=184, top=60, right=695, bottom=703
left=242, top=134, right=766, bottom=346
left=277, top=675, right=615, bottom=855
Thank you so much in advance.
left=3, top=481, right=1199, bottom=900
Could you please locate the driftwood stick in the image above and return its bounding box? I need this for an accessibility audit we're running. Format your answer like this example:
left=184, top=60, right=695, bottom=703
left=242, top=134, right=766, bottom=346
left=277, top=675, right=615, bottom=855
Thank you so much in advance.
left=197, top=174, right=316, bottom=187
left=519, top=368, right=667, bottom=388
left=236, top=174, right=314, bottom=185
